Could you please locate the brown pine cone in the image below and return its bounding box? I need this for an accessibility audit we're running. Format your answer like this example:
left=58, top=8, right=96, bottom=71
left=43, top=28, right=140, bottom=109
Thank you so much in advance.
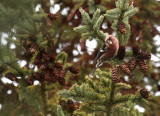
left=53, top=68, right=60, bottom=78
left=48, top=13, right=58, bottom=20
left=42, top=54, right=50, bottom=61
left=117, top=21, right=126, bottom=34
left=117, top=45, right=125, bottom=60
left=48, top=53, right=56, bottom=61
left=140, top=88, right=149, bottom=99
left=137, top=59, right=148, bottom=73
left=138, top=51, right=151, bottom=60
left=67, top=99, right=74, bottom=105
left=26, top=76, right=34, bottom=85
left=55, top=62, right=63, bottom=69
left=58, top=77, right=66, bottom=85
left=59, top=100, right=67, bottom=110
left=33, top=72, right=42, bottom=80
left=44, top=71, right=51, bottom=81
left=68, top=66, right=80, bottom=74
left=26, top=41, right=32, bottom=47
left=152, top=27, right=159, bottom=37
left=120, top=64, right=131, bottom=75
left=71, top=75, right=79, bottom=81
left=132, top=45, right=140, bottom=56
left=112, top=67, right=120, bottom=83
left=50, top=76, right=57, bottom=83
left=47, top=19, right=52, bottom=26
left=34, top=54, right=42, bottom=65
left=59, top=69, right=66, bottom=78
left=5, top=73, right=18, bottom=81
left=68, top=104, right=76, bottom=113
left=67, top=99, right=76, bottom=113
left=150, top=73, right=159, bottom=80
left=26, top=46, right=36, bottom=55
left=28, top=34, right=35, bottom=41
left=38, top=64, right=47, bottom=70
left=95, top=0, right=101, bottom=4
left=128, top=58, right=137, bottom=71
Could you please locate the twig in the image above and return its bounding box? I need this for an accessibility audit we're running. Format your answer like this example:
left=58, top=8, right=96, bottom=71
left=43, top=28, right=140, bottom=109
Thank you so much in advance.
left=41, top=81, right=48, bottom=116
left=106, top=82, right=116, bottom=116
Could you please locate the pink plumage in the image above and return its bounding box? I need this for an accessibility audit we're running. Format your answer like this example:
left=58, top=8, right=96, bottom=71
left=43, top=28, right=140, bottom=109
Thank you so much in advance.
left=91, top=35, right=119, bottom=75
left=94, top=35, right=119, bottom=63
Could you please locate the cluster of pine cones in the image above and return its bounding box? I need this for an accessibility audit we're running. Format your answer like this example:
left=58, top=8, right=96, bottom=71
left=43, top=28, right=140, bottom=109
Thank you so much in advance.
left=47, top=13, right=58, bottom=26
left=19, top=34, right=80, bottom=86
left=59, top=99, right=79, bottom=114
left=26, top=52, right=80, bottom=85
left=20, top=35, right=37, bottom=56
left=112, top=45, right=151, bottom=82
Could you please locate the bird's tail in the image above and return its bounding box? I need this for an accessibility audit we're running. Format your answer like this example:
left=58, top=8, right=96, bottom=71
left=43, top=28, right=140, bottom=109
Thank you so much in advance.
left=90, top=61, right=102, bottom=76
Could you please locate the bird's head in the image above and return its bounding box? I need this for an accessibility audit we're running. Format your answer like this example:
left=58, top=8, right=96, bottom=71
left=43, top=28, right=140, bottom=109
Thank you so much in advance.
left=105, top=35, right=118, bottom=45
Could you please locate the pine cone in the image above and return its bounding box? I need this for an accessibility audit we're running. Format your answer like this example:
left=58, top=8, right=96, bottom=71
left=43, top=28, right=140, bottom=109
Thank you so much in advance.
left=117, top=45, right=125, bottom=60
left=26, top=41, right=32, bottom=47
left=133, top=45, right=140, bottom=56
left=68, top=66, right=80, bottom=74
left=28, top=34, right=35, bottom=41
left=5, top=73, right=18, bottom=81
left=34, top=54, right=42, bottom=65
left=67, top=99, right=74, bottom=105
left=44, top=71, right=51, bottom=81
left=48, top=53, right=56, bottom=61
left=48, top=13, right=58, bottom=20
left=58, top=77, right=66, bottom=85
left=138, top=51, right=151, bottom=60
left=33, top=72, right=42, bottom=80
left=151, top=73, right=159, bottom=80
left=38, top=64, right=47, bottom=70
left=55, top=62, right=63, bottom=69
left=50, top=76, right=57, bottom=83
left=43, top=54, right=50, bottom=61
left=68, top=104, right=76, bottom=113
left=59, top=69, right=66, bottom=78
left=71, top=75, right=79, bottom=81
left=59, top=100, right=67, bottom=110
left=128, top=58, right=137, bottom=71
left=152, top=27, right=159, bottom=37
left=95, top=0, right=101, bottom=4
left=112, top=67, right=120, bottom=83
left=47, top=19, right=52, bottom=27
left=67, top=99, right=76, bottom=113
left=120, top=64, right=131, bottom=75
left=53, top=68, right=60, bottom=78
left=26, top=76, right=34, bottom=85
left=140, top=88, right=149, bottom=99
left=117, top=21, right=126, bottom=34
left=137, top=59, right=148, bottom=73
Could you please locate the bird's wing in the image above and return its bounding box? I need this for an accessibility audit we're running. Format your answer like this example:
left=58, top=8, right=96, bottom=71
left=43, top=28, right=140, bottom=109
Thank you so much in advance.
left=93, top=44, right=108, bottom=63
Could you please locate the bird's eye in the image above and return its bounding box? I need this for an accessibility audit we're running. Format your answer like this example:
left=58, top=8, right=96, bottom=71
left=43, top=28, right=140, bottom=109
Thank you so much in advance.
left=106, top=39, right=112, bottom=44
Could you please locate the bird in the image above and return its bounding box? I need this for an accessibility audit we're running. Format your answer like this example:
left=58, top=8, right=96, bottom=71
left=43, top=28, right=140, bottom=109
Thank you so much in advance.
left=91, top=35, right=119, bottom=75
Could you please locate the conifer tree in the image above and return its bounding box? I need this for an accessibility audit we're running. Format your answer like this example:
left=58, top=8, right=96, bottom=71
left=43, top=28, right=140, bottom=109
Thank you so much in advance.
left=0, top=0, right=160, bottom=116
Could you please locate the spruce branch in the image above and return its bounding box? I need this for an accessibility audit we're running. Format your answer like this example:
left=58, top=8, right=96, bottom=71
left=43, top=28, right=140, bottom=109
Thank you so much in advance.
left=104, top=0, right=139, bottom=45
left=74, top=8, right=106, bottom=44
